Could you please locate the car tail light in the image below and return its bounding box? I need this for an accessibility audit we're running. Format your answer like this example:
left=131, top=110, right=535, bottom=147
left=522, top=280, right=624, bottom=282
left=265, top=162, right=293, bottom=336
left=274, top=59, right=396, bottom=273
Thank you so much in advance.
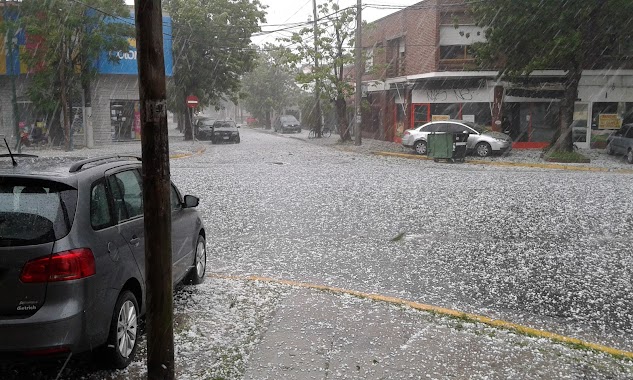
left=20, top=248, right=96, bottom=283
left=403, top=131, right=411, bottom=137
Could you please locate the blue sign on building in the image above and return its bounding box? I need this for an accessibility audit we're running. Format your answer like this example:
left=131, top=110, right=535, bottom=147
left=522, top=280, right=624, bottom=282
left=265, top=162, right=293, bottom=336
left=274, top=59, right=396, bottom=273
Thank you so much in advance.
left=97, top=15, right=173, bottom=76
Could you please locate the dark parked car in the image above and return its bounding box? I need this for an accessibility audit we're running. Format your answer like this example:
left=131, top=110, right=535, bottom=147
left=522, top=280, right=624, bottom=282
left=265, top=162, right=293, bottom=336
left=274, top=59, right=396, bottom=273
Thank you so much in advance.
left=606, top=123, right=633, bottom=163
left=274, top=115, right=302, bottom=133
left=195, top=117, right=216, bottom=140
left=211, top=120, right=240, bottom=144
left=0, top=155, right=206, bottom=368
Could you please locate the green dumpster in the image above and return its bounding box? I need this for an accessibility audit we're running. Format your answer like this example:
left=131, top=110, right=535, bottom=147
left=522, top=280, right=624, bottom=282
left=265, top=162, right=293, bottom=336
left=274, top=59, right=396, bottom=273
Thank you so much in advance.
left=427, top=132, right=453, bottom=161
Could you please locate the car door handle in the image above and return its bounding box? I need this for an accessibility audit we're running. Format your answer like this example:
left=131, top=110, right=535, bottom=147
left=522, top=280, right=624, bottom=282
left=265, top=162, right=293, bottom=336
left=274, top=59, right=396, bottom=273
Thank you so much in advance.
left=129, top=236, right=140, bottom=247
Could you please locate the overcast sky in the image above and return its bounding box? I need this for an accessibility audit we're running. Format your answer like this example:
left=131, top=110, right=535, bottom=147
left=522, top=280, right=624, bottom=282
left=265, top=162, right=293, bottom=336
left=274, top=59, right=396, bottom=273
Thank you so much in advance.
left=255, top=0, right=420, bottom=45
left=125, top=1, right=421, bottom=45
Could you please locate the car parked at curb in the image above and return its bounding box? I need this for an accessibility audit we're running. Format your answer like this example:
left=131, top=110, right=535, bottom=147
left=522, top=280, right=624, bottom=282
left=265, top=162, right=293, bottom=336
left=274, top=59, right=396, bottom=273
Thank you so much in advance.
left=0, top=154, right=206, bottom=369
left=273, top=115, right=302, bottom=134
left=195, top=117, right=216, bottom=141
left=606, top=123, right=633, bottom=163
left=402, top=120, right=512, bottom=157
left=211, top=120, right=241, bottom=144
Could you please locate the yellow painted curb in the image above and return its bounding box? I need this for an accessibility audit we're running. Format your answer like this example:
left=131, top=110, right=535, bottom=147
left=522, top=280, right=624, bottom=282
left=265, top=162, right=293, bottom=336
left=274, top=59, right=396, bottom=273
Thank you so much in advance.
left=210, top=274, right=633, bottom=360
left=169, top=146, right=206, bottom=160
left=373, top=151, right=633, bottom=174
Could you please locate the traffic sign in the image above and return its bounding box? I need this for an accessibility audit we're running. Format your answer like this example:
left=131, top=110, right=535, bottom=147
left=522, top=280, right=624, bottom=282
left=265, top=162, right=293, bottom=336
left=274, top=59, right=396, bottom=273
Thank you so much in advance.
left=186, top=95, right=199, bottom=108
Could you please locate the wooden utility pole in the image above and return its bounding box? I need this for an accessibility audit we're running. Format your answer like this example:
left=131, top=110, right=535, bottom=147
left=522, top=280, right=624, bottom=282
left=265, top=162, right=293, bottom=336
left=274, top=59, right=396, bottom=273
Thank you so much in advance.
left=313, top=0, right=322, bottom=137
left=134, top=1, right=174, bottom=379
left=354, top=0, right=362, bottom=145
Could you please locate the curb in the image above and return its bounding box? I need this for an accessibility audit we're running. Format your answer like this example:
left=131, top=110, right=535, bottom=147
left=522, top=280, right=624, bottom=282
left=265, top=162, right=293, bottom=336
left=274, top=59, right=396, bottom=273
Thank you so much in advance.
left=373, top=151, right=633, bottom=174
left=169, top=146, right=206, bottom=159
left=211, top=274, right=633, bottom=361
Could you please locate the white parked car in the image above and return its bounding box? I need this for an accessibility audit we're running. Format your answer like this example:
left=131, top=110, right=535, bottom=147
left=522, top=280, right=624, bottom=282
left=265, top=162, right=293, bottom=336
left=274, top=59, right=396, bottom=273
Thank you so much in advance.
left=402, top=120, right=513, bottom=157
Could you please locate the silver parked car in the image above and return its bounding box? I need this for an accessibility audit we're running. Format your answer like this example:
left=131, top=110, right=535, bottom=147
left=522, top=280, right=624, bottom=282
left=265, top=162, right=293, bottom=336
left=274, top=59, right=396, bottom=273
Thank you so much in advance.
left=606, top=123, right=633, bottom=163
left=402, top=120, right=513, bottom=157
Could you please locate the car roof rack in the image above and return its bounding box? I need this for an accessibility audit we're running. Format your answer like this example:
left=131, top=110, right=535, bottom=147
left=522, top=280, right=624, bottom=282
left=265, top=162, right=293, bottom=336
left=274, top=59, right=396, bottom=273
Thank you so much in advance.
left=69, top=155, right=141, bottom=173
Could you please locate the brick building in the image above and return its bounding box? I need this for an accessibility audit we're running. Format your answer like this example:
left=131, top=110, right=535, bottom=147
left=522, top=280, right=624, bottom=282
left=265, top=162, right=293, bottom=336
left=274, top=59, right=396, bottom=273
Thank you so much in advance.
left=360, top=0, right=633, bottom=149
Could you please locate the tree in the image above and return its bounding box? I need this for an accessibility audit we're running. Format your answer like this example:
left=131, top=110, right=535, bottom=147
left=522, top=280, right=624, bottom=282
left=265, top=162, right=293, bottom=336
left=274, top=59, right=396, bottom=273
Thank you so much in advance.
left=470, top=0, right=633, bottom=152
left=20, top=0, right=133, bottom=150
left=166, top=0, right=266, bottom=140
left=283, top=0, right=356, bottom=141
left=241, top=45, right=300, bottom=129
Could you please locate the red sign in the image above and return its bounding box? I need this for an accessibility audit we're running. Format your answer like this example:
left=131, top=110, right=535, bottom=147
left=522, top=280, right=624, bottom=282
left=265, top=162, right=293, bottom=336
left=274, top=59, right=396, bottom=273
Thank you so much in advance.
left=186, top=95, right=199, bottom=108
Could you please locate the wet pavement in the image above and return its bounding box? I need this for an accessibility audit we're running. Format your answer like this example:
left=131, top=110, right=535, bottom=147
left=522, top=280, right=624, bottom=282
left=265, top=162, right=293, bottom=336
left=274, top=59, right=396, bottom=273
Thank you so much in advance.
left=2, top=126, right=633, bottom=379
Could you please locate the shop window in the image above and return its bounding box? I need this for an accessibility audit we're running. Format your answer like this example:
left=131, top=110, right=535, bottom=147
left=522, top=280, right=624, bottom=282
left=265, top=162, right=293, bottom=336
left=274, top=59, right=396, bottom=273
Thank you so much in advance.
left=572, top=103, right=589, bottom=144
left=431, top=103, right=460, bottom=119
left=591, top=102, right=633, bottom=148
left=460, top=103, right=493, bottom=127
left=412, top=104, right=430, bottom=129
left=111, top=100, right=141, bottom=141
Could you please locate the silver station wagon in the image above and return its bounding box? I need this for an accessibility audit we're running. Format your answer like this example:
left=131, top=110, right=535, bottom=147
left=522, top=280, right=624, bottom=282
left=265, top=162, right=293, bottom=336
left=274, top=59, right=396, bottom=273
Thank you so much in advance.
left=0, top=155, right=206, bottom=369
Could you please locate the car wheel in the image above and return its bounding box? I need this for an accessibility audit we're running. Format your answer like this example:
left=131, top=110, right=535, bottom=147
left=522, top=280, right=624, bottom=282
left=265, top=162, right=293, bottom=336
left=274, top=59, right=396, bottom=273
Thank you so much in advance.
left=235, top=136, right=240, bottom=144
left=475, top=142, right=492, bottom=157
left=606, top=144, right=614, bottom=155
left=627, top=149, right=633, bottom=164
left=102, top=290, right=139, bottom=369
left=186, top=235, right=206, bottom=285
left=414, top=140, right=427, bottom=155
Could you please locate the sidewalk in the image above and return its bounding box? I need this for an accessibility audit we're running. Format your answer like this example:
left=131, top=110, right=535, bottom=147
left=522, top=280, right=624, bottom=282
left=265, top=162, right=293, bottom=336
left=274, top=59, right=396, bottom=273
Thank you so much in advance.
left=19, top=127, right=205, bottom=160
left=254, top=127, right=633, bottom=173
left=241, top=280, right=633, bottom=380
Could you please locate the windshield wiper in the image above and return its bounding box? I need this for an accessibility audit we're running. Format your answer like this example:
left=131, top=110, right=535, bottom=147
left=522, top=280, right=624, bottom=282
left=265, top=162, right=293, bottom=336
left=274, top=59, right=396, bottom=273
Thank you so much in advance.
left=3, top=138, right=17, bottom=167
left=2, top=138, right=38, bottom=166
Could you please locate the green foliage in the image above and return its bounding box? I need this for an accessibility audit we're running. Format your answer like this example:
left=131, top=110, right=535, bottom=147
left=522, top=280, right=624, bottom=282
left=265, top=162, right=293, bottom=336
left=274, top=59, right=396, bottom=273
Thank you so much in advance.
left=470, top=0, right=633, bottom=77
left=240, top=44, right=301, bottom=123
left=545, top=151, right=590, bottom=163
left=281, top=0, right=356, bottom=107
left=166, top=0, right=266, bottom=112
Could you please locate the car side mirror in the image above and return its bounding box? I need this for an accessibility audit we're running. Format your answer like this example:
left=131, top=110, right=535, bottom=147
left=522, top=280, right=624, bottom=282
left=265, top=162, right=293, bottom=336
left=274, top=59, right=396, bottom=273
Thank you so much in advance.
left=184, top=195, right=199, bottom=208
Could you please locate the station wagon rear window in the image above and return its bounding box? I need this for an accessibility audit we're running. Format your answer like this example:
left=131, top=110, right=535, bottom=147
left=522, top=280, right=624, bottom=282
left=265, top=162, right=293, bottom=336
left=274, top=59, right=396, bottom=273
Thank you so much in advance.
left=0, top=180, right=77, bottom=247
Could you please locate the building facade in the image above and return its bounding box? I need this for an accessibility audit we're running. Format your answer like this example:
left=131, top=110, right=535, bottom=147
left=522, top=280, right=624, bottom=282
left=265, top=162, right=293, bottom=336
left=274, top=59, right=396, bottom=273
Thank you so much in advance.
left=360, top=0, right=633, bottom=149
left=0, top=6, right=173, bottom=147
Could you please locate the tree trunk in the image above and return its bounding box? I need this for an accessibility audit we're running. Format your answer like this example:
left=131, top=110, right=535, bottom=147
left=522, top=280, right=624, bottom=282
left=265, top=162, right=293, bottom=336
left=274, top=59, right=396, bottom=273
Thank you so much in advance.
left=265, top=109, right=271, bottom=129
left=177, top=112, right=183, bottom=133
left=183, top=91, right=193, bottom=140
left=47, top=102, right=63, bottom=146
left=60, top=43, right=71, bottom=151
left=551, top=68, right=581, bottom=152
left=335, top=96, right=351, bottom=141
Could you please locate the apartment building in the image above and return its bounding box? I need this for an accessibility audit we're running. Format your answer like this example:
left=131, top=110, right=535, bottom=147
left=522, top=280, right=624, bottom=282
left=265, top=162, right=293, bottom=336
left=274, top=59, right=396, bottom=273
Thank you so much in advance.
left=360, top=0, right=633, bottom=149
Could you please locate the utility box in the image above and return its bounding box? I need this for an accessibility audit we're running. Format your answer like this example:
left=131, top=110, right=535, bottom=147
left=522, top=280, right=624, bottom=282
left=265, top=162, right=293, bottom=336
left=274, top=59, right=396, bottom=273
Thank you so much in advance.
left=427, top=133, right=454, bottom=161
left=428, top=132, right=469, bottom=162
